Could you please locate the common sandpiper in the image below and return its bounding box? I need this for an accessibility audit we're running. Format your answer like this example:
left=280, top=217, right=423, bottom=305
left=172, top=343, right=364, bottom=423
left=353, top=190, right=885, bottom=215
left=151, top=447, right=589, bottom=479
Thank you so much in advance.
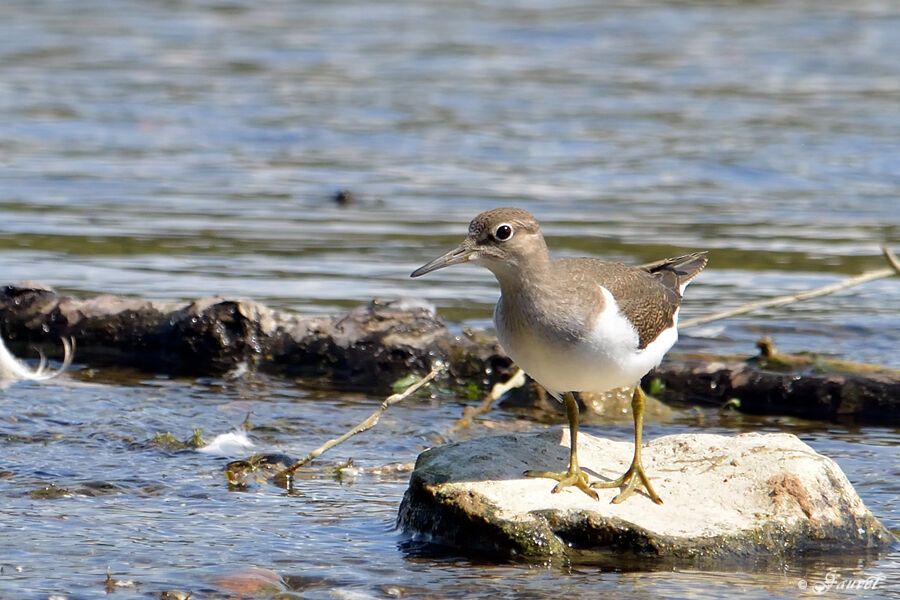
left=411, top=207, right=707, bottom=504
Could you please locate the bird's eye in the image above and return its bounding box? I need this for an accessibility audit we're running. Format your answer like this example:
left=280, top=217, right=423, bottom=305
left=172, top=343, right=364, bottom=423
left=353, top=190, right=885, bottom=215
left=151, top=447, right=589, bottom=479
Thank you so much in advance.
left=493, top=224, right=513, bottom=241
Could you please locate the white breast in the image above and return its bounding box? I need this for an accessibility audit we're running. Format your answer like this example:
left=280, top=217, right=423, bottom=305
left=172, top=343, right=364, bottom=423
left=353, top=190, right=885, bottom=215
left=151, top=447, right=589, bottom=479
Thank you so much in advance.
left=495, top=286, right=678, bottom=397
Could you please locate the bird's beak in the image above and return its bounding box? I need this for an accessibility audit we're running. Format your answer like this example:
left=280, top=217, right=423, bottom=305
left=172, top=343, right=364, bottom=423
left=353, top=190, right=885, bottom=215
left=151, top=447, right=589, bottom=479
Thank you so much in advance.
left=410, top=240, right=477, bottom=277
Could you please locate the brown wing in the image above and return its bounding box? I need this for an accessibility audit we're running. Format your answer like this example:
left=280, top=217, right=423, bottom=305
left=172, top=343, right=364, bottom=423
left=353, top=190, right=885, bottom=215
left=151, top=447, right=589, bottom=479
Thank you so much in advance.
left=556, top=252, right=707, bottom=349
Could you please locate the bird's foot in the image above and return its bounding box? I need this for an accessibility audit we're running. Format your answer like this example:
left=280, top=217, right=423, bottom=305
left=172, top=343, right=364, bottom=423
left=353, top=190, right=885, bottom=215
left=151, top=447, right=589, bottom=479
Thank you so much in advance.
left=591, top=458, right=663, bottom=505
left=524, top=466, right=599, bottom=501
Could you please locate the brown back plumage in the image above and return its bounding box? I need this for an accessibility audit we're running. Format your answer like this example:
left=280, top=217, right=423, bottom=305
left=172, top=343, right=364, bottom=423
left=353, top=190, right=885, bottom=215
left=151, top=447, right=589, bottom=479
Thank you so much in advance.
left=560, top=252, right=707, bottom=349
left=549, top=251, right=706, bottom=350
left=627, top=251, right=707, bottom=347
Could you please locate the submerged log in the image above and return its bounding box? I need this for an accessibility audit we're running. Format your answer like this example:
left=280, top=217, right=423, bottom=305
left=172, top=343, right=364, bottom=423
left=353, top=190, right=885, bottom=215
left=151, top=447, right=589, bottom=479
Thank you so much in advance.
left=0, top=282, right=512, bottom=388
left=648, top=347, right=900, bottom=424
left=1, top=283, right=898, bottom=424
left=397, top=430, right=896, bottom=563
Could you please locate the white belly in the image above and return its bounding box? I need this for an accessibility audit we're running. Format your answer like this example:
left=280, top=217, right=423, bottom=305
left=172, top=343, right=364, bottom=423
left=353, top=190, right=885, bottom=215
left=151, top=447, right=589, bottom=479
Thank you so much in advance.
left=495, top=286, right=678, bottom=397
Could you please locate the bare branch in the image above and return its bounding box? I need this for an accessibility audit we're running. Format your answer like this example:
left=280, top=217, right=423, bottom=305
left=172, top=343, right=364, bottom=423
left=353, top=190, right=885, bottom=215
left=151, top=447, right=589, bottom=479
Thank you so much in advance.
left=273, top=363, right=444, bottom=483
left=681, top=248, right=899, bottom=330
left=882, top=244, right=900, bottom=274
left=453, top=367, right=527, bottom=430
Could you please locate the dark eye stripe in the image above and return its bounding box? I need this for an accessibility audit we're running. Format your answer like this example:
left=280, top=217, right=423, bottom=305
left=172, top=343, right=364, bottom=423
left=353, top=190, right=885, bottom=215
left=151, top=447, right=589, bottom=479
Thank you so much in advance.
left=494, top=224, right=513, bottom=241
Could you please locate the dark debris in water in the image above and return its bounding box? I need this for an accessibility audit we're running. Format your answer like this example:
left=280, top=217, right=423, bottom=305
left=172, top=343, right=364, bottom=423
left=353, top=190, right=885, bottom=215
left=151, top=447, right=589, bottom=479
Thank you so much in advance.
left=225, top=454, right=378, bottom=491
left=143, top=429, right=205, bottom=452
left=76, top=480, right=126, bottom=497
left=212, top=566, right=287, bottom=596
left=27, top=480, right=130, bottom=499
left=105, top=567, right=137, bottom=593
left=28, top=483, right=72, bottom=499
left=225, top=453, right=296, bottom=488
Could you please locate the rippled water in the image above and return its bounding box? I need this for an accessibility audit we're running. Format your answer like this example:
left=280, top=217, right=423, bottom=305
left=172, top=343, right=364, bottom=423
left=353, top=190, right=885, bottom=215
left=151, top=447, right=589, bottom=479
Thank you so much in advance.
left=0, top=0, right=898, bottom=598
left=2, top=373, right=898, bottom=599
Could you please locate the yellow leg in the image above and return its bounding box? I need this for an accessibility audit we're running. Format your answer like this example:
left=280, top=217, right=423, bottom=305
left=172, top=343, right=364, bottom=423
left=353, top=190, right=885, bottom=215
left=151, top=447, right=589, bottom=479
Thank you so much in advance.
left=591, top=386, right=663, bottom=504
left=524, top=392, right=599, bottom=501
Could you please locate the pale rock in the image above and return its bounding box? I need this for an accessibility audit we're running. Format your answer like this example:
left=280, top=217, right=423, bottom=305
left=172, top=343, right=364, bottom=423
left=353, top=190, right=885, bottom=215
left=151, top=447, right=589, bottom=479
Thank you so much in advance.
left=398, top=431, right=895, bottom=562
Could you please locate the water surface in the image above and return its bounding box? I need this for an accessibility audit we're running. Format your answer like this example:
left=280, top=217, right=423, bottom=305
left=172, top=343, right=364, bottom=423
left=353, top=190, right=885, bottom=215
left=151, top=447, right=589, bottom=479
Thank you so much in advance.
left=0, top=0, right=898, bottom=597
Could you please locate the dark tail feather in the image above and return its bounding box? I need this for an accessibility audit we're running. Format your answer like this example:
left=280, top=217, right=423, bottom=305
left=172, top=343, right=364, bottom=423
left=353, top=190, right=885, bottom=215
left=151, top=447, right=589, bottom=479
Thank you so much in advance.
left=641, top=251, right=708, bottom=295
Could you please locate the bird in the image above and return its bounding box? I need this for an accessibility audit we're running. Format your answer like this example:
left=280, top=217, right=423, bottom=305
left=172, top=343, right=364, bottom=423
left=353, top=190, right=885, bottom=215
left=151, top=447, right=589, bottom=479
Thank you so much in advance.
left=410, top=207, right=707, bottom=504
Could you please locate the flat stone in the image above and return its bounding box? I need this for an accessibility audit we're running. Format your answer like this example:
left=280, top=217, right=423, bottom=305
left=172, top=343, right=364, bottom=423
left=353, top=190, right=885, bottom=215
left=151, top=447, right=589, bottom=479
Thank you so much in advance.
left=397, top=430, right=895, bottom=563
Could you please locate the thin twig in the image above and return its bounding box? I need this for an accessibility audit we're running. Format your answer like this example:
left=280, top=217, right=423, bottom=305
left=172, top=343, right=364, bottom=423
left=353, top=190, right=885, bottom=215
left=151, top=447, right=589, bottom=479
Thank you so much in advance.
left=680, top=246, right=900, bottom=330
left=453, top=367, right=527, bottom=430
left=273, top=363, right=444, bottom=483
left=883, top=244, right=900, bottom=273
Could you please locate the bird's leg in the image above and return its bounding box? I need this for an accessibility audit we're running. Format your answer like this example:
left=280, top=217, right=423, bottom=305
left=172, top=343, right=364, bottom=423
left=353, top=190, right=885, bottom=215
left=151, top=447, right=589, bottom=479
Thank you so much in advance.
left=524, top=391, right=599, bottom=501
left=591, top=386, right=663, bottom=504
